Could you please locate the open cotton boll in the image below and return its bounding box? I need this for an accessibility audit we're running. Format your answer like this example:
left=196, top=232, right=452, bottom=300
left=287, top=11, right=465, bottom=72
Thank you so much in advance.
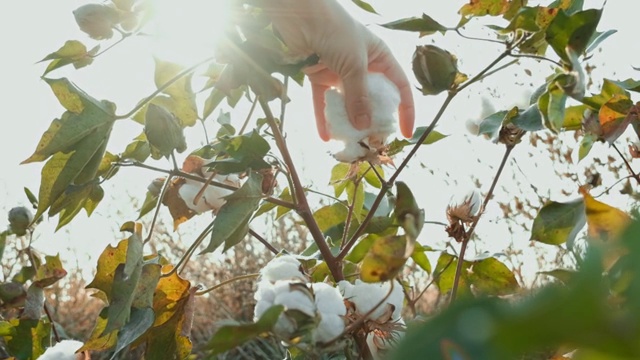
left=260, top=255, right=306, bottom=283
left=273, top=282, right=316, bottom=317
left=339, top=280, right=404, bottom=322
left=39, top=340, right=85, bottom=360
left=313, top=313, right=346, bottom=344
left=325, top=73, right=400, bottom=163
left=312, top=282, right=346, bottom=316
left=178, top=174, right=240, bottom=214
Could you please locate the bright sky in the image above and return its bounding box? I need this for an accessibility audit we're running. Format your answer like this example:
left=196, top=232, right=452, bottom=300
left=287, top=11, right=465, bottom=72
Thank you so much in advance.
left=1, top=1, right=638, bottom=283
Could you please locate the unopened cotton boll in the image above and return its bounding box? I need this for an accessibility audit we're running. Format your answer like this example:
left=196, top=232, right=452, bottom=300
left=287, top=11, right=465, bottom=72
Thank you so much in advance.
left=339, top=280, right=404, bottom=322
left=325, top=73, right=400, bottom=163
left=39, top=340, right=85, bottom=360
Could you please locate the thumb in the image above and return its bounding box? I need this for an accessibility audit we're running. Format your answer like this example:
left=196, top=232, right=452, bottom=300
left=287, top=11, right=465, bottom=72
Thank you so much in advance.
left=341, top=67, right=371, bottom=131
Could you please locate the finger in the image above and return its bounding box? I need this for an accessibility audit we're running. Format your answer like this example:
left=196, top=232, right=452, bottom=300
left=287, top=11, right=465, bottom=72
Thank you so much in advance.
left=341, top=67, right=371, bottom=130
left=369, top=52, right=415, bottom=138
left=311, top=83, right=331, bottom=141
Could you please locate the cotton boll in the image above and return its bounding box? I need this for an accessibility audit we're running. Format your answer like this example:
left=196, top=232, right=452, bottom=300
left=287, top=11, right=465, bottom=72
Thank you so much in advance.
left=273, top=283, right=316, bottom=317
left=260, top=255, right=306, bottom=283
left=325, top=73, right=400, bottom=163
left=177, top=173, right=241, bottom=214
left=339, top=280, right=404, bottom=322
left=313, top=313, right=346, bottom=344
left=39, top=340, right=85, bottom=360
left=312, top=282, right=346, bottom=316
left=178, top=180, right=211, bottom=213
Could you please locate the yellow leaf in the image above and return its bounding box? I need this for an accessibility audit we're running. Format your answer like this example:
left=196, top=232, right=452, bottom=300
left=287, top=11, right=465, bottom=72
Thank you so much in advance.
left=360, top=235, right=409, bottom=282
left=580, top=186, right=631, bottom=241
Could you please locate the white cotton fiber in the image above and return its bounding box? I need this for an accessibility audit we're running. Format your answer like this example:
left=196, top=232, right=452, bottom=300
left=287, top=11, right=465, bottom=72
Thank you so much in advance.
left=178, top=174, right=240, bottom=214
left=325, top=73, right=400, bottom=163
left=339, top=279, right=404, bottom=322
left=38, top=340, right=84, bottom=360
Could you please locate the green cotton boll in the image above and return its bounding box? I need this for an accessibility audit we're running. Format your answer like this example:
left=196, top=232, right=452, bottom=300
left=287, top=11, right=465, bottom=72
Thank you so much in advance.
left=8, top=206, right=34, bottom=236
left=412, top=45, right=459, bottom=95
left=144, top=103, right=187, bottom=157
left=73, top=4, right=121, bottom=40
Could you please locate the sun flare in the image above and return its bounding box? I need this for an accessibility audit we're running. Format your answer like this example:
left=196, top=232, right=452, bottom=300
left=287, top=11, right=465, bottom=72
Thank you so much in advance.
left=147, top=0, right=231, bottom=65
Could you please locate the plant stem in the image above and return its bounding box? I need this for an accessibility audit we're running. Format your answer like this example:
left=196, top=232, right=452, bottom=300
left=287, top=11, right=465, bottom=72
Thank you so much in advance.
left=258, top=98, right=344, bottom=281
left=116, top=161, right=296, bottom=209
left=115, top=56, right=215, bottom=120
left=239, top=97, right=258, bottom=134
left=449, top=145, right=514, bottom=304
left=509, top=53, right=563, bottom=67
left=195, top=273, right=259, bottom=296
left=455, top=29, right=504, bottom=45
left=164, top=220, right=215, bottom=277
left=144, top=174, right=173, bottom=244
left=249, top=228, right=279, bottom=254
left=612, top=143, right=640, bottom=184
left=91, top=33, right=130, bottom=58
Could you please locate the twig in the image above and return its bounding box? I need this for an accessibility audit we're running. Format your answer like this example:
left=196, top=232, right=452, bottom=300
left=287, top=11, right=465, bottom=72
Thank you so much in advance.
left=366, top=161, right=386, bottom=186
left=43, top=304, right=61, bottom=343
left=249, top=228, right=279, bottom=254
left=115, top=56, right=215, bottom=120
left=341, top=181, right=359, bottom=249
left=163, top=220, right=215, bottom=277
left=144, top=174, right=173, bottom=244
left=258, top=98, right=344, bottom=281
left=90, top=33, right=130, bottom=58
left=450, top=145, right=514, bottom=304
left=408, top=256, right=455, bottom=317
left=195, top=273, right=260, bottom=296
left=509, top=53, right=563, bottom=68
left=239, top=97, right=259, bottom=134
left=455, top=29, right=504, bottom=45
left=612, top=143, right=640, bottom=184
left=594, top=175, right=634, bottom=198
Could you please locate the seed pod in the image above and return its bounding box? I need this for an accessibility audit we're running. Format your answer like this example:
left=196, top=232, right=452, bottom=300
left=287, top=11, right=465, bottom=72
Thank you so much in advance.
left=73, top=4, right=121, bottom=40
left=447, top=188, right=482, bottom=225
left=144, top=104, right=187, bottom=157
left=8, top=206, right=34, bottom=236
left=412, top=45, right=459, bottom=95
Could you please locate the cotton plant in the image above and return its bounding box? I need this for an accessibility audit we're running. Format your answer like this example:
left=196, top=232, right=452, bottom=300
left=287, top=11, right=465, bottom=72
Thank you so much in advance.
left=339, top=279, right=406, bottom=359
left=325, top=72, right=400, bottom=163
left=254, top=255, right=347, bottom=347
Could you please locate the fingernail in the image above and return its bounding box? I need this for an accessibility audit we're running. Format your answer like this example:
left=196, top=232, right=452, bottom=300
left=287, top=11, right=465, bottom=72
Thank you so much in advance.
left=355, top=114, right=370, bottom=129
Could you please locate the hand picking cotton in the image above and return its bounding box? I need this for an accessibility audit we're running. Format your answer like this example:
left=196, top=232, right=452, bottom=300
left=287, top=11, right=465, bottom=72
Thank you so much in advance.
left=325, top=73, right=400, bottom=163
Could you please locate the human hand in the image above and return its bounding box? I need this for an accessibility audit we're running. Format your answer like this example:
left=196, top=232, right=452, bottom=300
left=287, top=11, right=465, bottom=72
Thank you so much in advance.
left=264, top=0, right=414, bottom=141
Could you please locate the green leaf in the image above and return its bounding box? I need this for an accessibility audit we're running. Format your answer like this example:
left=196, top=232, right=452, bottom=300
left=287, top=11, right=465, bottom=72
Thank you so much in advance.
left=345, top=234, right=377, bottom=264
left=468, top=257, right=519, bottom=295
left=583, top=79, right=630, bottom=109
left=381, top=14, right=448, bottom=35
left=314, top=204, right=349, bottom=234
left=154, top=59, right=198, bottom=127
left=102, top=261, right=143, bottom=334
left=351, top=0, right=378, bottom=14
left=478, top=110, right=509, bottom=140
left=203, top=172, right=263, bottom=253
left=531, top=199, right=586, bottom=245
left=578, top=133, right=597, bottom=161
left=538, top=86, right=567, bottom=133
left=609, top=78, right=640, bottom=93
left=254, top=187, right=293, bottom=219
left=512, top=104, right=544, bottom=131
left=40, top=40, right=98, bottom=75
left=203, top=88, right=226, bottom=120
left=563, top=104, right=589, bottom=130
left=586, top=29, right=617, bottom=54
left=411, top=244, right=433, bottom=274
left=123, top=224, right=143, bottom=279
left=546, top=9, right=602, bottom=63
left=122, top=138, right=151, bottom=162
left=145, top=289, right=193, bottom=360
left=24, top=78, right=115, bottom=163
left=207, top=130, right=272, bottom=174
left=206, top=305, right=284, bottom=354
left=138, top=191, right=159, bottom=220
left=111, top=307, right=155, bottom=359
left=598, top=94, right=634, bottom=144
left=539, top=268, right=576, bottom=284
left=4, top=319, right=51, bottom=360
left=434, top=253, right=472, bottom=297
left=387, top=128, right=448, bottom=156
left=131, top=262, right=162, bottom=308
